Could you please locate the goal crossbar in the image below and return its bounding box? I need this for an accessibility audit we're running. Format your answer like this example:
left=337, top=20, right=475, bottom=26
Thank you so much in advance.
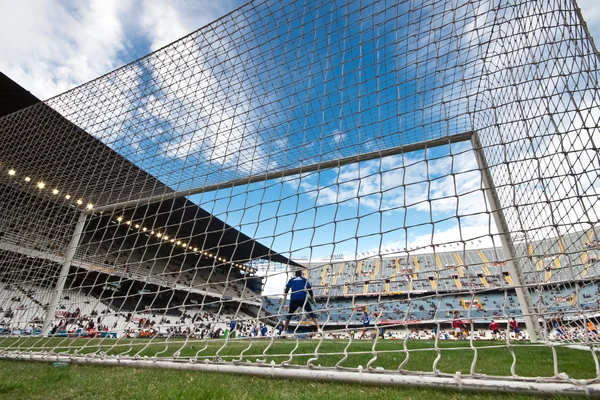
left=90, top=132, right=474, bottom=214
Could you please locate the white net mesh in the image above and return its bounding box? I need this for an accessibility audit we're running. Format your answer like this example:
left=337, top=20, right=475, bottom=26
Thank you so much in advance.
left=0, top=0, right=599, bottom=393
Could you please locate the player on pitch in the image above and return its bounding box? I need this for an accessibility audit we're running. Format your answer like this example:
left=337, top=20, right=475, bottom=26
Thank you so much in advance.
left=282, top=270, right=320, bottom=334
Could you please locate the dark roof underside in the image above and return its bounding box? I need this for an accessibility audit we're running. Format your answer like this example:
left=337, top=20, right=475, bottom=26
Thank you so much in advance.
left=0, top=72, right=296, bottom=267
left=0, top=72, right=40, bottom=118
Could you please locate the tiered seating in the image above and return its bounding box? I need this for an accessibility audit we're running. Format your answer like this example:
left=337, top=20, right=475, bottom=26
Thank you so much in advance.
left=263, top=283, right=600, bottom=327
left=302, top=229, right=600, bottom=298
left=0, top=280, right=262, bottom=338
left=70, top=235, right=260, bottom=303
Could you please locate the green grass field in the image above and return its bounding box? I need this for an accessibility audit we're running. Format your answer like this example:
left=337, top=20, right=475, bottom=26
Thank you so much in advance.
left=0, top=338, right=596, bottom=399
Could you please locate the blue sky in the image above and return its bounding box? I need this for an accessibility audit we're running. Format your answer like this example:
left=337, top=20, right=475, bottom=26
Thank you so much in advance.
left=0, top=0, right=599, bottom=271
left=1, top=0, right=598, bottom=101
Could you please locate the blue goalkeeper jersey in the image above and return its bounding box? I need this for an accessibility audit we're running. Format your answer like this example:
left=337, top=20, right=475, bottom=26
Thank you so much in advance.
left=286, top=276, right=311, bottom=300
left=363, top=314, right=370, bottom=327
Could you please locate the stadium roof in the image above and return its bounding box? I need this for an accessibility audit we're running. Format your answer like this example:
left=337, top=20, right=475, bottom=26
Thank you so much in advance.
left=0, top=72, right=297, bottom=267
left=0, top=72, right=40, bottom=117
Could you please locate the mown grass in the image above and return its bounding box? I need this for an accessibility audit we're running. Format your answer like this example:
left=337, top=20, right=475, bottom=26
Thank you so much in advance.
left=0, top=338, right=596, bottom=399
left=0, top=359, right=582, bottom=400
left=0, top=337, right=596, bottom=379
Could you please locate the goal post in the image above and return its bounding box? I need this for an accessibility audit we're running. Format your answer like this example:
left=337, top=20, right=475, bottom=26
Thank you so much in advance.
left=89, top=133, right=475, bottom=216
left=470, top=132, right=543, bottom=343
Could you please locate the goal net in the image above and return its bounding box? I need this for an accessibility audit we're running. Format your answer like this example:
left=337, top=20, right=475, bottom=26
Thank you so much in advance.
left=0, top=0, right=599, bottom=395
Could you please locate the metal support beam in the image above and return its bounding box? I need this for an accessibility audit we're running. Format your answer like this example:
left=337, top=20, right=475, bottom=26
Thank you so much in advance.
left=91, top=132, right=473, bottom=214
left=42, top=212, right=88, bottom=336
left=471, top=132, right=542, bottom=343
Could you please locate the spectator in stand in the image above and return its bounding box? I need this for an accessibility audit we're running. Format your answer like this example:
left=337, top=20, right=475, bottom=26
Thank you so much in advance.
left=282, top=270, right=320, bottom=334
left=554, top=320, right=566, bottom=340
left=588, top=320, right=598, bottom=336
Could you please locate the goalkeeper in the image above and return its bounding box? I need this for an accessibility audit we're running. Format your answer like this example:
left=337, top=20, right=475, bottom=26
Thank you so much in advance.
left=282, top=270, right=320, bottom=334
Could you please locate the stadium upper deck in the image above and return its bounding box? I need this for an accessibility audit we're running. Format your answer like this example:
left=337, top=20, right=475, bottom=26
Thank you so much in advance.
left=299, top=229, right=599, bottom=297
left=258, top=228, right=600, bottom=331
left=263, top=281, right=600, bottom=327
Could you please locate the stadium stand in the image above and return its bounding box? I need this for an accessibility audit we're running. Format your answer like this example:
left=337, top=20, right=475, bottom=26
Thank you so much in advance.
left=0, top=72, right=289, bottom=338
left=261, top=229, right=600, bottom=339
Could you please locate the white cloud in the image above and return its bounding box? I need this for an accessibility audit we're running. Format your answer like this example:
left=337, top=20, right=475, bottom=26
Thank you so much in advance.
left=0, top=0, right=244, bottom=100
left=144, top=35, right=279, bottom=180
left=578, top=0, right=600, bottom=43
left=286, top=142, right=485, bottom=216
left=260, top=271, right=288, bottom=296
left=139, top=0, right=242, bottom=51
left=278, top=141, right=500, bottom=258
left=0, top=0, right=133, bottom=99
left=331, top=129, right=345, bottom=144
left=0, top=0, right=258, bottom=189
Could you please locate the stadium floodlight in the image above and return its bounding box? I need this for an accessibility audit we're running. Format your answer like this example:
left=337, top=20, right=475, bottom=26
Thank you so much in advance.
left=0, top=0, right=599, bottom=396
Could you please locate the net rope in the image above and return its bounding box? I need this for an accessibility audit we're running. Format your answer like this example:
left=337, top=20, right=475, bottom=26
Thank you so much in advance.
left=0, top=0, right=599, bottom=392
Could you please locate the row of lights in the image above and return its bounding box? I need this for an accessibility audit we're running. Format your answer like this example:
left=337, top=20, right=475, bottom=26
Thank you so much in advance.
left=113, top=215, right=255, bottom=272
left=4, top=167, right=255, bottom=274
left=6, top=169, right=94, bottom=210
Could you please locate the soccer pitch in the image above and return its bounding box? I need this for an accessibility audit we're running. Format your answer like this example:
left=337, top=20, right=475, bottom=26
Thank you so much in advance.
left=0, top=338, right=595, bottom=399
left=0, top=359, right=560, bottom=400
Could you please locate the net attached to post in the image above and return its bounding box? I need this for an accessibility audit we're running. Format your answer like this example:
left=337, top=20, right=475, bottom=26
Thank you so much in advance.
left=0, top=0, right=599, bottom=395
